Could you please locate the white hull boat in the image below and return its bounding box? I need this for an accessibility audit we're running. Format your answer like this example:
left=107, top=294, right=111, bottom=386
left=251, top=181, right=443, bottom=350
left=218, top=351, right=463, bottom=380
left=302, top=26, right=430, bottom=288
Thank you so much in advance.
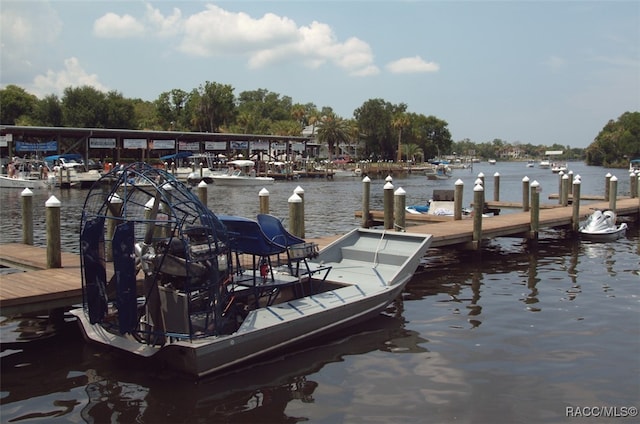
left=0, top=174, right=51, bottom=189
left=211, top=159, right=274, bottom=186
left=0, top=159, right=53, bottom=189
left=578, top=209, right=627, bottom=242
left=70, top=163, right=432, bottom=377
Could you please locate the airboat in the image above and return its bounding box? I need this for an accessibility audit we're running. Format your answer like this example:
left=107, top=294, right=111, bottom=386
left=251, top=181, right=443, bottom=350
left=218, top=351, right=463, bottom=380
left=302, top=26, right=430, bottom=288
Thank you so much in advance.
left=70, top=163, right=433, bottom=377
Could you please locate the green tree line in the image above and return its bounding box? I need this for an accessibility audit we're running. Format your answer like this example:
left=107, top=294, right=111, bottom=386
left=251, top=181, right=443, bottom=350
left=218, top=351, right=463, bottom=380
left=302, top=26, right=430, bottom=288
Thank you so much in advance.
left=1, top=83, right=638, bottom=166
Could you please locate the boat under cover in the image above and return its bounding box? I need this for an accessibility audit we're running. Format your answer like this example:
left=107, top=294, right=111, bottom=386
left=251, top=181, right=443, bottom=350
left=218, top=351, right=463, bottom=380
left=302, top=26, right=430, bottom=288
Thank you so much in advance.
left=70, top=163, right=432, bottom=377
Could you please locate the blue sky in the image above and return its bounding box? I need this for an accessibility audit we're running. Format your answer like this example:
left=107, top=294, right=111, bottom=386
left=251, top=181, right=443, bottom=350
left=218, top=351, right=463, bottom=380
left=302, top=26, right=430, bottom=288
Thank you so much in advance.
left=1, top=1, right=638, bottom=148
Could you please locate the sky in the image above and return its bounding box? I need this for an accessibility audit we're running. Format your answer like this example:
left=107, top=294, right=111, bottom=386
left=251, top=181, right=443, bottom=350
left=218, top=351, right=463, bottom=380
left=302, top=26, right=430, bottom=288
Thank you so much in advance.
left=1, top=0, right=639, bottom=148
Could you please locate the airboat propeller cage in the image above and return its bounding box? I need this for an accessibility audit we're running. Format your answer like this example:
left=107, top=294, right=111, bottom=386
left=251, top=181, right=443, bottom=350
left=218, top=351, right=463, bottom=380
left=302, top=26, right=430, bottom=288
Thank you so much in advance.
left=79, top=162, right=231, bottom=339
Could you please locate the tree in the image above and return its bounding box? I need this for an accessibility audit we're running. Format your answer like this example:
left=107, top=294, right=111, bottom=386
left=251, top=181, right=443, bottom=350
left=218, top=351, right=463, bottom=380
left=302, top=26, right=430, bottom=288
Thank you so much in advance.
left=24, top=94, right=63, bottom=127
left=0, top=85, right=38, bottom=124
left=586, top=112, right=640, bottom=167
left=61, top=85, right=108, bottom=128
left=188, top=81, right=236, bottom=132
left=392, top=112, right=410, bottom=162
left=105, top=91, right=136, bottom=129
left=155, top=89, right=190, bottom=130
left=316, top=112, right=351, bottom=160
left=354, top=99, right=405, bottom=160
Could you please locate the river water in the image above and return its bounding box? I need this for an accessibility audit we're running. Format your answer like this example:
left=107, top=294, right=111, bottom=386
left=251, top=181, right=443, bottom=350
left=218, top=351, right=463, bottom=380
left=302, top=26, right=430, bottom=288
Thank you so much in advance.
left=1, top=161, right=638, bottom=423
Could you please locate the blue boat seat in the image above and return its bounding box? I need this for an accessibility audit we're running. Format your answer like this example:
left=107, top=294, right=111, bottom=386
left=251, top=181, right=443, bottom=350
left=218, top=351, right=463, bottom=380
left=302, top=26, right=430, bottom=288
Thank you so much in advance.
left=257, top=213, right=329, bottom=289
left=218, top=215, right=303, bottom=306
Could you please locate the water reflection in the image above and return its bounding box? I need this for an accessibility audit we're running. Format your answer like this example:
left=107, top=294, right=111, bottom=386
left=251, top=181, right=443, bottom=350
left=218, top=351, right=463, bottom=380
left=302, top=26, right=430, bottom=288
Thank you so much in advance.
left=1, top=304, right=431, bottom=423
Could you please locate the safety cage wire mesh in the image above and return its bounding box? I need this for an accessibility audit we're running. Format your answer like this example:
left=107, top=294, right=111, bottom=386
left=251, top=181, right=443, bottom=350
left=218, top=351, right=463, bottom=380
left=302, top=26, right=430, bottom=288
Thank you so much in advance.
left=79, top=162, right=233, bottom=341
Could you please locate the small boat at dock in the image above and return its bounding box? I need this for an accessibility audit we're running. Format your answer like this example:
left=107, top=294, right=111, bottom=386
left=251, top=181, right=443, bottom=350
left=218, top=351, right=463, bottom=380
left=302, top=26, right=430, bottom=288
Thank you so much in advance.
left=0, top=158, right=53, bottom=189
left=578, top=209, right=627, bottom=242
left=70, top=163, right=432, bottom=377
left=211, top=159, right=275, bottom=186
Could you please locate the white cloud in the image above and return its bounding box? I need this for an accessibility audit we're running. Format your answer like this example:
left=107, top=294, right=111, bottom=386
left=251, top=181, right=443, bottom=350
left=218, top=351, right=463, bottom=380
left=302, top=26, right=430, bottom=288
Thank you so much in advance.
left=386, top=56, right=440, bottom=74
left=93, top=3, right=380, bottom=76
left=0, top=1, right=62, bottom=80
left=30, top=57, right=109, bottom=97
left=93, top=12, right=145, bottom=38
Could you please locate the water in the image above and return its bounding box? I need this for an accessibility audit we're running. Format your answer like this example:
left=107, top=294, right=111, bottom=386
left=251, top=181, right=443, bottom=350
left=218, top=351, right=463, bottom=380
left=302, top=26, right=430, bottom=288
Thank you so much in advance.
left=1, top=161, right=638, bottom=423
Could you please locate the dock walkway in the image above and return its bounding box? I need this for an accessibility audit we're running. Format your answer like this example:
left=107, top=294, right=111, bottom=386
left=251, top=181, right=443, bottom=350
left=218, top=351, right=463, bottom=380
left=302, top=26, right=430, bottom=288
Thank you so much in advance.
left=1, top=198, right=638, bottom=317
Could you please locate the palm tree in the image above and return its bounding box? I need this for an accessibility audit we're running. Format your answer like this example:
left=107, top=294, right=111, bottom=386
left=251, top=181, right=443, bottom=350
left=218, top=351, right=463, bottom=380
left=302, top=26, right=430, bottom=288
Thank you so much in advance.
left=316, top=112, right=351, bottom=160
left=392, top=113, right=410, bottom=162
left=403, top=143, right=424, bottom=163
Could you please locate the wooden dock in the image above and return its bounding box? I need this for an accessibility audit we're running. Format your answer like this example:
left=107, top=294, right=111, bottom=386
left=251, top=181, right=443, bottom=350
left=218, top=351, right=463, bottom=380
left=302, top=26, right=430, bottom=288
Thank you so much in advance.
left=1, top=198, right=637, bottom=317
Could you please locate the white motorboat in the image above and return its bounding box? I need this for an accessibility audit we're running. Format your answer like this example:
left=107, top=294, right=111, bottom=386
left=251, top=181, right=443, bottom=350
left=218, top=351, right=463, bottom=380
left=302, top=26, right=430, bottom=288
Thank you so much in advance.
left=210, top=160, right=274, bottom=186
left=0, top=158, right=53, bottom=189
left=539, top=159, right=551, bottom=169
left=578, top=209, right=627, bottom=242
left=551, top=162, right=568, bottom=173
left=70, top=163, right=432, bottom=377
left=424, top=163, right=452, bottom=180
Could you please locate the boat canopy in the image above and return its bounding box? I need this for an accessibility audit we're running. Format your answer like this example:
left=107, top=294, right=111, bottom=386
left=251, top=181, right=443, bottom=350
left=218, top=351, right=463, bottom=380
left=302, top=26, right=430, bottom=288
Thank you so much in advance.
left=159, top=151, right=193, bottom=161
left=44, top=153, right=83, bottom=163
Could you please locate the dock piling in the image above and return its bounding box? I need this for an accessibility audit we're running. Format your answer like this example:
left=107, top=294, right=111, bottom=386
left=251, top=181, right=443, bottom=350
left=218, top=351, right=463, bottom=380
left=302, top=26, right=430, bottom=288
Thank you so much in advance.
left=46, top=195, right=62, bottom=268
left=197, top=180, right=208, bottom=206
left=454, top=179, right=464, bottom=220
left=571, top=177, right=581, bottom=232
left=288, top=193, right=303, bottom=238
left=530, top=181, right=540, bottom=239
left=294, top=186, right=305, bottom=238
left=259, top=188, right=270, bottom=214
left=21, top=188, right=34, bottom=245
left=383, top=181, right=394, bottom=230
left=361, top=176, right=371, bottom=228
left=472, top=183, right=484, bottom=250
left=561, top=174, right=570, bottom=206
left=394, top=187, right=406, bottom=232
left=493, top=172, right=500, bottom=201
left=605, top=173, right=611, bottom=201
left=522, top=176, right=530, bottom=211
left=609, top=176, right=618, bottom=211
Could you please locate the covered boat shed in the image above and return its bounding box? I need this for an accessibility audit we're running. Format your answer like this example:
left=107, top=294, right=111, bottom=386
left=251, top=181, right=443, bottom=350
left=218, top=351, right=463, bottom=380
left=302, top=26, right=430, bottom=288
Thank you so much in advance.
left=0, top=125, right=316, bottom=166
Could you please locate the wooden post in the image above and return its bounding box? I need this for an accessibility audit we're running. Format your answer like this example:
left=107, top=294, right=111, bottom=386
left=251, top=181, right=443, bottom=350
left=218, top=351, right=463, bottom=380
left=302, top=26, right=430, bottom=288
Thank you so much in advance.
left=383, top=181, right=394, bottom=230
left=294, top=186, right=305, bottom=238
left=630, top=171, right=637, bottom=199
left=571, top=176, right=581, bottom=232
left=530, top=180, right=540, bottom=239
left=477, top=172, right=485, bottom=188
left=493, top=172, right=500, bottom=201
left=609, top=175, right=618, bottom=211
left=604, top=173, right=611, bottom=201
left=472, top=183, right=483, bottom=250
left=394, top=187, right=406, bottom=232
left=197, top=180, right=208, bottom=205
left=454, top=179, right=464, bottom=220
left=361, top=176, right=371, bottom=228
left=105, top=193, right=123, bottom=261
left=561, top=174, right=569, bottom=206
left=557, top=171, right=564, bottom=204
left=567, top=170, right=574, bottom=196
left=199, top=161, right=204, bottom=179
left=46, top=195, right=62, bottom=268
left=21, top=188, right=34, bottom=245
left=259, top=187, right=270, bottom=214
left=288, top=193, right=303, bottom=238
left=522, top=176, right=530, bottom=212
